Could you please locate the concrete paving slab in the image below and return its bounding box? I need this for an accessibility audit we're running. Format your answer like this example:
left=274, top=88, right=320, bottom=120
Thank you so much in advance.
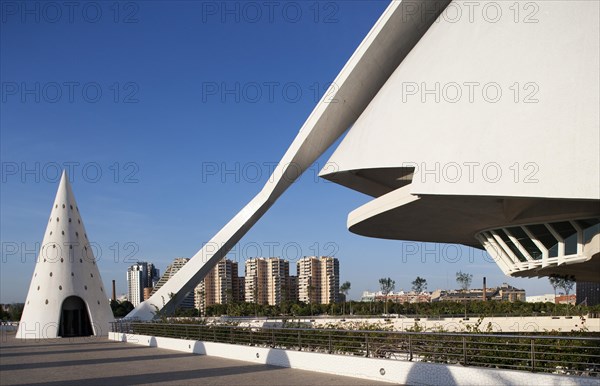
left=0, top=332, right=394, bottom=385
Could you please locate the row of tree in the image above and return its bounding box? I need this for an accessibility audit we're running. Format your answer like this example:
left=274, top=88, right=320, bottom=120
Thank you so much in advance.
left=377, top=272, right=472, bottom=298
left=375, top=272, right=577, bottom=299
left=198, top=299, right=597, bottom=318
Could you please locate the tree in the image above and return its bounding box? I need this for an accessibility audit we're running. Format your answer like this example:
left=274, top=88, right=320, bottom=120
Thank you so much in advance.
left=411, top=277, right=427, bottom=294
left=549, top=275, right=576, bottom=310
left=561, top=277, right=575, bottom=298
left=456, top=271, right=473, bottom=319
left=110, top=300, right=134, bottom=318
left=253, top=286, right=259, bottom=317
left=196, top=289, right=206, bottom=317
left=0, top=307, right=8, bottom=321
left=340, top=281, right=351, bottom=315
left=456, top=271, right=473, bottom=292
left=549, top=276, right=561, bottom=302
left=0, top=304, right=24, bottom=321
left=280, top=282, right=288, bottom=316
left=308, top=284, right=315, bottom=316
left=379, top=277, right=395, bottom=315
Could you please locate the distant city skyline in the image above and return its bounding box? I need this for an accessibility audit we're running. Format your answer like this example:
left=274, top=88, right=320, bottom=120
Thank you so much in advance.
left=121, top=256, right=535, bottom=307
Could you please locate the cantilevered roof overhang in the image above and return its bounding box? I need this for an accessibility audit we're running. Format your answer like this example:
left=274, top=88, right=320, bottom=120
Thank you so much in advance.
left=320, top=0, right=600, bottom=281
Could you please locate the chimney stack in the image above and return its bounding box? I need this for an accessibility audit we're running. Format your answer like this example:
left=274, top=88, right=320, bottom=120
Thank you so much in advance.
left=483, top=277, right=487, bottom=301
left=112, top=279, right=116, bottom=302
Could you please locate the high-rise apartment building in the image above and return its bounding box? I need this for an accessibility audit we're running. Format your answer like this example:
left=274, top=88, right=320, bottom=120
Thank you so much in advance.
left=245, top=258, right=268, bottom=305
left=151, top=258, right=195, bottom=309
left=245, top=257, right=295, bottom=305
left=320, top=257, right=340, bottom=304
left=266, top=258, right=288, bottom=305
left=194, top=258, right=243, bottom=313
left=287, top=275, right=298, bottom=303
left=127, top=262, right=160, bottom=307
left=127, top=263, right=145, bottom=307
left=297, top=256, right=339, bottom=304
left=146, top=263, right=160, bottom=290
left=233, top=275, right=245, bottom=303
left=297, top=257, right=320, bottom=304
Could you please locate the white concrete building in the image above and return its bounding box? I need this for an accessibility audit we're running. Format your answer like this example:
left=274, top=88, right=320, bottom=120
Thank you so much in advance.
left=526, top=294, right=556, bottom=303
left=318, top=1, right=600, bottom=281
left=17, top=172, right=114, bottom=338
left=127, top=263, right=146, bottom=307
left=127, top=262, right=160, bottom=307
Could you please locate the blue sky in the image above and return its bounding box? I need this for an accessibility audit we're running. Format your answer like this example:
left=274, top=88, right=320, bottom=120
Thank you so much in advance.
left=1, top=0, right=554, bottom=303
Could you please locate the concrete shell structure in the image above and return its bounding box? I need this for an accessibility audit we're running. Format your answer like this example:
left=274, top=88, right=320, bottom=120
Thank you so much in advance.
left=129, top=0, right=599, bottom=319
left=17, top=172, right=114, bottom=338
left=320, top=0, right=600, bottom=280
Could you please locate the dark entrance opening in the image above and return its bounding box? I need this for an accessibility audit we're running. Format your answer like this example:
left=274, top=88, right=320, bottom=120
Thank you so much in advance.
left=59, top=296, right=93, bottom=337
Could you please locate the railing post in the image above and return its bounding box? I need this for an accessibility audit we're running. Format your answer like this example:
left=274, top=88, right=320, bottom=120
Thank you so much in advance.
left=272, top=329, right=275, bottom=347
left=365, top=333, right=369, bottom=357
left=531, top=339, right=535, bottom=372
left=185, top=325, right=189, bottom=339
left=462, top=336, right=468, bottom=365
left=298, top=330, right=301, bottom=350
left=408, top=335, right=413, bottom=361
left=328, top=332, right=332, bottom=354
left=250, top=329, right=253, bottom=345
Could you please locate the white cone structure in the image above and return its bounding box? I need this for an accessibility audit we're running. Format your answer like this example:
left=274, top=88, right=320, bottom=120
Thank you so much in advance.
left=17, top=171, right=114, bottom=339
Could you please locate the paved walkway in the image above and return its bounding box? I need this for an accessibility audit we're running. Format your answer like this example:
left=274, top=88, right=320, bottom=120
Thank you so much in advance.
left=0, top=332, right=392, bottom=385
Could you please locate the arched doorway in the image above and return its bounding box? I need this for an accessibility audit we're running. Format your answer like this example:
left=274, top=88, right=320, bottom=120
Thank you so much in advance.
left=59, top=296, right=93, bottom=337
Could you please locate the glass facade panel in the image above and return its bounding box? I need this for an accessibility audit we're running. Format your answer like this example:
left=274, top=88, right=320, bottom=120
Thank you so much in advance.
left=575, top=218, right=600, bottom=244
left=526, top=224, right=558, bottom=257
left=506, top=226, right=543, bottom=260
left=496, top=230, right=528, bottom=262
left=549, top=222, right=578, bottom=255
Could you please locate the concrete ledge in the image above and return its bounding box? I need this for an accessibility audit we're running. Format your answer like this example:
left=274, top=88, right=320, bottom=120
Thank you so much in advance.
left=109, top=332, right=596, bottom=385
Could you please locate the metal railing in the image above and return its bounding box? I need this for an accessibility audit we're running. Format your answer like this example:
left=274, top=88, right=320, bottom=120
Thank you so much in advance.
left=111, top=321, right=600, bottom=377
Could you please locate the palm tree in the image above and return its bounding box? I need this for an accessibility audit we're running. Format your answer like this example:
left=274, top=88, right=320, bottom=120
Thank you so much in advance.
left=549, top=276, right=560, bottom=311
left=411, top=277, right=427, bottom=294
left=549, top=275, right=576, bottom=313
left=455, top=271, right=473, bottom=292
left=253, top=286, right=259, bottom=317
left=196, top=289, right=205, bottom=317
left=308, top=284, right=315, bottom=316
left=340, top=281, right=351, bottom=315
left=378, top=277, right=395, bottom=315
left=456, top=271, right=473, bottom=319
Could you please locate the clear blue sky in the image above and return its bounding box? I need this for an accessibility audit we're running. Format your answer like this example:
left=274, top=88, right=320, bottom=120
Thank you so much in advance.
left=0, top=0, right=554, bottom=303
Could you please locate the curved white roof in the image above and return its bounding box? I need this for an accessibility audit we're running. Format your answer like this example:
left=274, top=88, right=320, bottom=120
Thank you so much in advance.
left=322, top=0, right=599, bottom=200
